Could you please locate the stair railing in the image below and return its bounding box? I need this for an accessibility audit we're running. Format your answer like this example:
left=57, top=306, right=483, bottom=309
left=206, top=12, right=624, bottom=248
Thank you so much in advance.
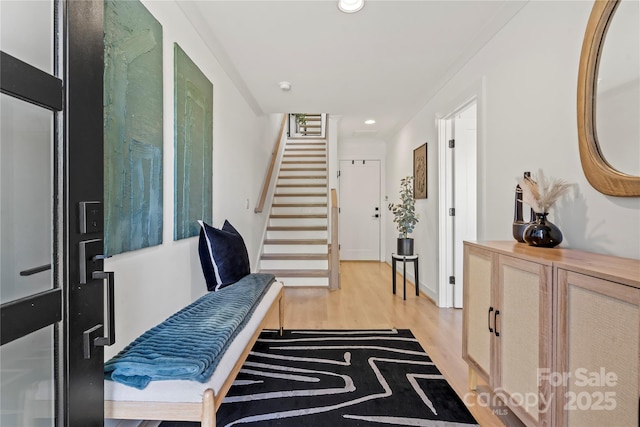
left=329, top=188, right=340, bottom=290
left=255, top=114, right=287, bottom=213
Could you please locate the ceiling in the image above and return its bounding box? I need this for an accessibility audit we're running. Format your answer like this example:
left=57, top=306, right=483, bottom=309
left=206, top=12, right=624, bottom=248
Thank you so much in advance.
left=178, top=0, right=528, bottom=140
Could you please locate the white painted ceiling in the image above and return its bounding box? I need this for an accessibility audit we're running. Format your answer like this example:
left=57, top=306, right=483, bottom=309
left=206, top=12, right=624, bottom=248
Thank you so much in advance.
left=178, top=0, right=528, bottom=140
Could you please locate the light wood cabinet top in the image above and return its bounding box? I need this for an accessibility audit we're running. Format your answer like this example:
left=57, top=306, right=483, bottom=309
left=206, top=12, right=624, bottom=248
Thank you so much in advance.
left=464, top=241, right=640, bottom=290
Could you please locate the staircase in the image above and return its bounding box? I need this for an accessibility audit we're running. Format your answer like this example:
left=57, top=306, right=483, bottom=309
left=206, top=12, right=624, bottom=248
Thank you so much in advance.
left=258, top=132, right=330, bottom=287
left=297, top=113, right=323, bottom=137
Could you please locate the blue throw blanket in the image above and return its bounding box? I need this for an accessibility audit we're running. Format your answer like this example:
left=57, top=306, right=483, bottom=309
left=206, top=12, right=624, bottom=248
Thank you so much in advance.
left=104, top=273, right=275, bottom=389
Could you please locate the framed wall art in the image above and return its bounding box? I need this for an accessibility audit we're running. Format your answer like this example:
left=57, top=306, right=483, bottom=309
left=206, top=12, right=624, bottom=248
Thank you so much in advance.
left=174, top=43, right=213, bottom=240
left=104, top=0, right=164, bottom=255
left=413, top=142, right=427, bottom=199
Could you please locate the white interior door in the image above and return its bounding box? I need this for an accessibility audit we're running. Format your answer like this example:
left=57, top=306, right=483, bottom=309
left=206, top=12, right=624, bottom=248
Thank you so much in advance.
left=453, top=103, right=478, bottom=308
left=438, top=101, right=477, bottom=308
left=339, top=160, right=381, bottom=260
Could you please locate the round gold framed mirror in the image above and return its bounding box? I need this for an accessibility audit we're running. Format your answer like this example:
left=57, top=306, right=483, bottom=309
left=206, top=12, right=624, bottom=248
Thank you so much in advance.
left=577, top=0, right=640, bottom=197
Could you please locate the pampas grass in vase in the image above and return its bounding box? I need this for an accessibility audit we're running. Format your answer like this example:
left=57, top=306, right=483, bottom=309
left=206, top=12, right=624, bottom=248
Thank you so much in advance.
left=518, top=169, right=573, bottom=248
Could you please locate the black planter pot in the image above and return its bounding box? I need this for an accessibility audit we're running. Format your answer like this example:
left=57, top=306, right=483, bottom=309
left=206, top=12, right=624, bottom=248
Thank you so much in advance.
left=397, top=238, right=414, bottom=256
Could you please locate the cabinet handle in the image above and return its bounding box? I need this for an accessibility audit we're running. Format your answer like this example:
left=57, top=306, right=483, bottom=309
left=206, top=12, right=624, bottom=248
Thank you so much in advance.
left=488, top=307, right=494, bottom=333
left=494, top=310, right=500, bottom=337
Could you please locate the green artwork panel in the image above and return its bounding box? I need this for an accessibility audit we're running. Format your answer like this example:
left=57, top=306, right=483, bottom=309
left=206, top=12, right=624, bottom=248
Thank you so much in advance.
left=104, top=0, right=163, bottom=255
left=174, top=43, right=213, bottom=240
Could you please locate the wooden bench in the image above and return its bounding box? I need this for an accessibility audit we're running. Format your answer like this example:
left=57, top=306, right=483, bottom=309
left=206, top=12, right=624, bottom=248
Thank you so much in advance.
left=104, top=279, right=284, bottom=426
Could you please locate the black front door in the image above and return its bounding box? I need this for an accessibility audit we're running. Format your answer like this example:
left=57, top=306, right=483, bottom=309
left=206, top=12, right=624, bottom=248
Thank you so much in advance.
left=1, top=1, right=106, bottom=425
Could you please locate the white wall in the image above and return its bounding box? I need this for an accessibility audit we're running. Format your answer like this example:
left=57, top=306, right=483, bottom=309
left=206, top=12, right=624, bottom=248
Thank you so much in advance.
left=385, top=1, right=640, bottom=302
left=104, top=0, right=270, bottom=359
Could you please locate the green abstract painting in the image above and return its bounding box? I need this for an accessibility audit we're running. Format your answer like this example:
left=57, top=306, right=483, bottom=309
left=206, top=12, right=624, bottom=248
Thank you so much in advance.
left=174, top=43, right=213, bottom=240
left=104, top=0, right=163, bottom=255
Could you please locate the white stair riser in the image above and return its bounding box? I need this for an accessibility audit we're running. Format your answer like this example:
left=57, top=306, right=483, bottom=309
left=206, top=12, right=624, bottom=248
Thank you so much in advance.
left=263, top=244, right=328, bottom=254
left=276, top=186, right=327, bottom=192
left=266, top=230, right=328, bottom=240
left=282, top=156, right=326, bottom=162
left=284, top=143, right=325, bottom=148
left=260, top=259, right=328, bottom=270
left=279, top=171, right=327, bottom=178
left=281, top=160, right=327, bottom=166
left=277, top=277, right=329, bottom=287
left=285, top=149, right=326, bottom=154
left=275, top=183, right=327, bottom=191
left=287, top=137, right=325, bottom=142
left=271, top=206, right=327, bottom=215
left=269, top=217, right=327, bottom=227
left=273, top=196, right=327, bottom=204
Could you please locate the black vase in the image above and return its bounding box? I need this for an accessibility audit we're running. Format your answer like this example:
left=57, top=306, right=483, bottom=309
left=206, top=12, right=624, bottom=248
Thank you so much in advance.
left=397, top=238, right=414, bottom=256
left=523, top=213, right=563, bottom=248
left=512, top=172, right=534, bottom=242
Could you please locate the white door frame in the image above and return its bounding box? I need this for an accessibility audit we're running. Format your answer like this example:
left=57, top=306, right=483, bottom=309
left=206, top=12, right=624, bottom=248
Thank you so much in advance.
left=437, top=98, right=478, bottom=308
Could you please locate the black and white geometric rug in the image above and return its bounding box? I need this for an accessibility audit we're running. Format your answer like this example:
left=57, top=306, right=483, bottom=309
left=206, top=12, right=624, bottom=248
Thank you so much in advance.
left=162, top=329, right=478, bottom=426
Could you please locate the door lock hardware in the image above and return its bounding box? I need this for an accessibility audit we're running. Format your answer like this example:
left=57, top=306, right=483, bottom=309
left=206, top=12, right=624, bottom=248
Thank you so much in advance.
left=83, top=325, right=103, bottom=359
left=92, top=271, right=115, bottom=347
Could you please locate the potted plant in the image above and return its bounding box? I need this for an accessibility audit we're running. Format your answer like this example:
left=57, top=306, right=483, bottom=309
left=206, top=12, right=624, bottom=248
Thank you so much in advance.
left=294, top=113, right=307, bottom=126
left=388, top=176, right=419, bottom=255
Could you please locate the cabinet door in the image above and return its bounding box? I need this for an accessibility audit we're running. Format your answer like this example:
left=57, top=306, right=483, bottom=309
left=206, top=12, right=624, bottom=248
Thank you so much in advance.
left=556, top=270, right=640, bottom=427
left=495, top=255, right=552, bottom=426
left=462, top=244, right=494, bottom=384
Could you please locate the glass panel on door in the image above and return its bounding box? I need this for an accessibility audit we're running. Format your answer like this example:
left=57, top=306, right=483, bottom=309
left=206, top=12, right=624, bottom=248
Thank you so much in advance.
left=0, top=93, right=54, bottom=304
left=0, top=326, right=55, bottom=426
left=0, top=0, right=54, bottom=74
left=1, top=3, right=57, bottom=426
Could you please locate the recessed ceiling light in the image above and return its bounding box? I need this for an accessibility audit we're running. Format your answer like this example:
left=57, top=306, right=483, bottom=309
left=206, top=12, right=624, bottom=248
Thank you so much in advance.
left=279, top=81, right=291, bottom=91
left=364, top=119, right=376, bottom=125
left=338, top=0, right=364, bottom=14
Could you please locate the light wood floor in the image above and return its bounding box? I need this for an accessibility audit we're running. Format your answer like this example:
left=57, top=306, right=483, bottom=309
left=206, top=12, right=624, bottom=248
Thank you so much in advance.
left=268, top=261, right=506, bottom=427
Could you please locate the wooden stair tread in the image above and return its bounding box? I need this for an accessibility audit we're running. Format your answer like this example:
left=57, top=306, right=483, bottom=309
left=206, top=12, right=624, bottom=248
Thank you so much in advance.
left=261, top=253, right=328, bottom=260
left=276, top=184, right=326, bottom=188
left=267, top=225, right=327, bottom=231
left=274, top=193, right=326, bottom=197
left=278, top=175, right=327, bottom=180
left=259, top=269, right=329, bottom=278
left=282, top=160, right=326, bottom=164
left=270, top=214, right=327, bottom=219
left=264, top=239, right=328, bottom=245
left=272, top=204, right=327, bottom=209
left=283, top=154, right=327, bottom=157
left=286, top=148, right=326, bottom=151
left=281, top=167, right=327, bottom=171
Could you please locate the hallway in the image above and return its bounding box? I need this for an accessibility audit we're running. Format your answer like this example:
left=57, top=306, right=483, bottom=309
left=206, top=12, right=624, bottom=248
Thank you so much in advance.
left=272, top=261, right=515, bottom=426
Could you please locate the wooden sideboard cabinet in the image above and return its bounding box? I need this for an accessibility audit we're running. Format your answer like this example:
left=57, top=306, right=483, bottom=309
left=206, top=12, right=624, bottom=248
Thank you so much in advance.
left=462, top=241, right=640, bottom=427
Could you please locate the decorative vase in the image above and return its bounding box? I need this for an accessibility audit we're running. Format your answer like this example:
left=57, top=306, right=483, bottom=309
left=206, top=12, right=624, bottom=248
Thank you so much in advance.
left=397, top=238, right=414, bottom=256
left=513, top=171, right=534, bottom=242
left=523, top=213, right=563, bottom=248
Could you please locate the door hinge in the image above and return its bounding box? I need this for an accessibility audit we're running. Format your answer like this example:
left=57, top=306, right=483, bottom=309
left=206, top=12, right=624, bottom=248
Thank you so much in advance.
left=449, top=208, right=455, bottom=216
left=338, top=170, right=341, bottom=178
left=339, top=244, right=341, bottom=250
left=449, top=139, right=455, bottom=148
left=449, top=275, right=455, bottom=285
left=338, top=207, right=341, bottom=213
